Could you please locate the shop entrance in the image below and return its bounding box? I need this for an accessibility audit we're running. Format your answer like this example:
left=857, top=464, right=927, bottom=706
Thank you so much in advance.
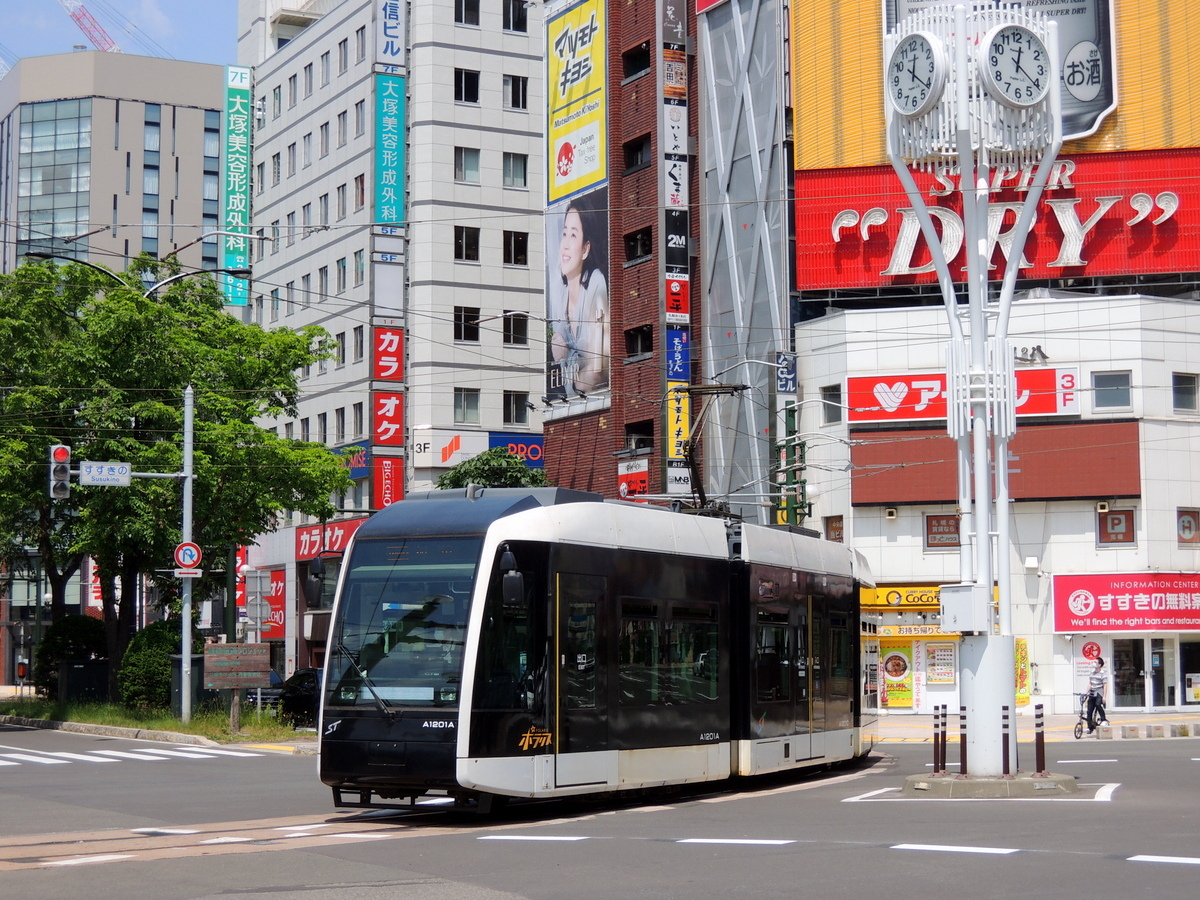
left=1111, top=636, right=1180, bottom=709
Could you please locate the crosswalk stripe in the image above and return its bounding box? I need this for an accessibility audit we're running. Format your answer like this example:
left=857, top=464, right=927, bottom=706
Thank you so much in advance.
left=44, top=752, right=120, bottom=763
left=0, top=753, right=71, bottom=765
left=120, top=748, right=222, bottom=759
left=188, top=747, right=263, bottom=757
left=92, top=750, right=173, bottom=761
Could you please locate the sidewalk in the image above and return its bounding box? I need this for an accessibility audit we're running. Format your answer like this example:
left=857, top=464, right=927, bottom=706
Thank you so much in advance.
left=875, top=709, right=1200, bottom=742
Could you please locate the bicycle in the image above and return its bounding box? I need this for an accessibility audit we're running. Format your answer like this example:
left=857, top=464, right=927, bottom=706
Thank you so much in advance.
left=1073, top=692, right=1090, bottom=739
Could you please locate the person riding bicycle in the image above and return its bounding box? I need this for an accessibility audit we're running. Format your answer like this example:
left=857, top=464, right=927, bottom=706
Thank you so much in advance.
left=1087, top=657, right=1109, bottom=733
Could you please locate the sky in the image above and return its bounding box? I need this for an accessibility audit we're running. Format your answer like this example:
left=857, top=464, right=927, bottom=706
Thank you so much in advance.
left=3, top=0, right=239, bottom=68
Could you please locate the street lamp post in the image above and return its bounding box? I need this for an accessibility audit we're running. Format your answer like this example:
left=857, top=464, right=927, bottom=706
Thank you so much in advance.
left=885, top=2, right=1062, bottom=777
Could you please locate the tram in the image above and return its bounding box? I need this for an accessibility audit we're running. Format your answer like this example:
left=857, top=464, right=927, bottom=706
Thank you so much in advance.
left=318, top=487, right=878, bottom=810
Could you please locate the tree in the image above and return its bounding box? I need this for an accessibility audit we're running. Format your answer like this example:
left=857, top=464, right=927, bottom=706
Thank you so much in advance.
left=0, top=258, right=352, bottom=697
left=436, top=447, right=552, bottom=489
left=32, top=614, right=108, bottom=699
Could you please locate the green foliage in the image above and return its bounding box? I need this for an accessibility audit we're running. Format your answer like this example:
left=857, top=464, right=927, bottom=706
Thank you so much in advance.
left=436, top=447, right=553, bottom=489
left=33, top=614, right=108, bottom=699
left=117, top=619, right=204, bottom=710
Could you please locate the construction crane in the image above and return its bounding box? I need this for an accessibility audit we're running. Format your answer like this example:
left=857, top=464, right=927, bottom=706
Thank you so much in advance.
left=57, top=0, right=122, bottom=53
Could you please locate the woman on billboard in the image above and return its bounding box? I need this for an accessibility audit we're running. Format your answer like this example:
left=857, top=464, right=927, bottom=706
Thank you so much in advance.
left=549, top=191, right=609, bottom=395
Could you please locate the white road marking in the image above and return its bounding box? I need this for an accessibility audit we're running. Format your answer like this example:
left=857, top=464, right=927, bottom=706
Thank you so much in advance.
left=45, top=854, right=136, bottom=866
left=1056, top=759, right=1118, bottom=764
left=200, top=837, right=254, bottom=844
left=893, top=843, right=1019, bottom=855
left=478, top=835, right=590, bottom=842
left=120, top=748, right=222, bottom=759
left=274, top=824, right=332, bottom=832
left=92, top=750, right=173, bottom=761
left=843, top=783, right=1121, bottom=802
left=678, top=838, right=796, bottom=846
left=328, top=833, right=391, bottom=840
left=44, top=752, right=119, bottom=763
left=0, top=759, right=20, bottom=766
left=131, top=828, right=200, bottom=835
left=1128, top=855, right=1200, bottom=866
left=0, top=753, right=70, bottom=765
left=177, top=747, right=263, bottom=757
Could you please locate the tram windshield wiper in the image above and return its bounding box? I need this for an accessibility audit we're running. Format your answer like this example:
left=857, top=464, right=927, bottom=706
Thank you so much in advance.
left=336, top=638, right=395, bottom=719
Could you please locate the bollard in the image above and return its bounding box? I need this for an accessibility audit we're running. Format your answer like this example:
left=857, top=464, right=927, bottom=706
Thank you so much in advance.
left=940, top=704, right=949, bottom=773
left=1034, top=703, right=1047, bottom=776
left=932, top=704, right=943, bottom=775
left=958, top=705, right=968, bottom=778
left=1001, top=705, right=1013, bottom=778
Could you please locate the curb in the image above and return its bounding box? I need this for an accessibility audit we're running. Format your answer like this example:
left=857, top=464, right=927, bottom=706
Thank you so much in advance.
left=0, top=714, right=222, bottom=746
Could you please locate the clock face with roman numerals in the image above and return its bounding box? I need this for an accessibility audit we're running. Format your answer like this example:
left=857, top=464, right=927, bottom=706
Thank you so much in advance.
left=887, top=31, right=947, bottom=118
left=979, top=24, right=1050, bottom=109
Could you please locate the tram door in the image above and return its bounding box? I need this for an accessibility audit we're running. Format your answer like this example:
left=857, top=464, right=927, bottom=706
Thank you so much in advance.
left=554, top=573, right=608, bottom=787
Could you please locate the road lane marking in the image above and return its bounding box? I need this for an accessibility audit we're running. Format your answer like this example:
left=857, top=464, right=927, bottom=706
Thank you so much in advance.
left=132, top=828, right=200, bottom=836
left=478, top=835, right=590, bottom=842
left=45, top=854, right=136, bottom=867
left=678, top=839, right=796, bottom=846
left=92, top=750, right=173, bottom=761
left=44, top=752, right=119, bottom=763
left=0, top=753, right=70, bottom=765
left=843, top=782, right=1121, bottom=802
left=199, top=837, right=254, bottom=844
left=1129, top=855, right=1200, bottom=866
left=121, top=748, right=222, bottom=759
left=1056, top=759, right=1118, bottom=764
left=893, top=843, right=1019, bottom=855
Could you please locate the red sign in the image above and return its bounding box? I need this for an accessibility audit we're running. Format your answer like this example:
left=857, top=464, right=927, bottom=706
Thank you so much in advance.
left=234, top=545, right=249, bottom=609
left=847, top=368, right=1079, bottom=423
left=174, top=541, right=202, bottom=569
left=796, top=149, right=1197, bottom=290
left=1053, top=573, right=1200, bottom=633
left=372, top=455, right=404, bottom=510
left=665, top=276, right=690, bottom=322
left=1081, top=641, right=1102, bottom=660
left=372, top=326, right=404, bottom=382
left=261, top=569, right=287, bottom=640
left=617, top=459, right=649, bottom=502
left=372, top=390, right=404, bottom=446
left=294, top=517, right=368, bottom=560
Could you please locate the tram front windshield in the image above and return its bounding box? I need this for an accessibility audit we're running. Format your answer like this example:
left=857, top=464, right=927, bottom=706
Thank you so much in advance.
left=326, top=535, right=479, bottom=710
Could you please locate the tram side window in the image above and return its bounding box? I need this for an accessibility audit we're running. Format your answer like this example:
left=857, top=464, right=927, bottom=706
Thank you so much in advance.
left=561, top=573, right=604, bottom=711
left=474, top=544, right=548, bottom=711
left=756, top=613, right=791, bottom=702
left=619, top=599, right=718, bottom=706
left=829, top=612, right=852, bottom=703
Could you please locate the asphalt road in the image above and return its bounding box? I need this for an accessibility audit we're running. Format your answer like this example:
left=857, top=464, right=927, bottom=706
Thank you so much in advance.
left=2, top=724, right=1199, bottom=899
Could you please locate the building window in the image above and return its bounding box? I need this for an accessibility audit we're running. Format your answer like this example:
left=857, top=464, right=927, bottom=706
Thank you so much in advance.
left=301, top=202, right=312, bottom=234
left=300, top=417, right=310, bottom=442
left=503, top=0, right=528, bottom=32
left=503, top=74, right=528, bottom=110
left=270, top=220, right=280, bottom=253
left=353, top=326, right=364, bottom=361
left=1173, top=372, right=1198, bottom=412
left=336, top=257, right=347, bottom=293
left=336, top=184, right=347, bottom=219
left=302, top=132, right=312, bottom=167
left=455, top=306, right=481, bottom=342
left=271, top=152, right=281, bottom=185
left=338, top=38, right=349, bottom=74
left=317, top=412, right=328, bottom=444
left=354, top=174, right=365, bottom=210
left=504, top=391, right=530, bottom=426
left=286, top=142, right=296, bottom=176
left=623, top=133, right=652, bottom=172
left=270, top=288, right=280, bottom=321
left=622, top=44, right=652, bottom=80
left=303, top=63, right=313, bottom=97
left=354, top=99, right=365, bottom=136
left=353, top=401, right=364, bottom=438
left=454, top=147, right=480, bottom=183
left=319, top=193, right=329, bottom=225
left=337, top=110, right=348, bottom=147
left=335, top=332, right=346, bottom=368
left=454, top=225, right=480, bottom=261
left=355, top=25, right=366, bottom=61
left=1092, top=371, right=1131, bottom=410
left=256, top=161, right=265, bottom=194
left=286, top=212, right=296, bottom=245
left=319, top=121, right=330, bottom=157
left=455, top=0, right=480, bottom=25
left=335, top=407, right=346, bottom=444
left=503, top=151, right=528, bottom=188
left=320, top=51, right=331, bottom=86
left=454, top=388, right=481, bottom=425
left=301, top=273, right=311, bottom=306
left=503, top=230, right=528, bottom=266
left=624, top=325, right=653, bottom=358
left=503, top=311, right=528, bottom=346
left=285, top=280, right=295, bottom=315
left=624, top=227, right=652, bottom=263
left=455, top=68, right=480, bottom=103
left=287, top=74, right=297, bottom=108
left=820, top=384, right=843, bottom=425
left=354, top=249, right=365, bottom=285
left=318, top=265, right=329, bottom=299
left=272, top=85, right=281, bottom=119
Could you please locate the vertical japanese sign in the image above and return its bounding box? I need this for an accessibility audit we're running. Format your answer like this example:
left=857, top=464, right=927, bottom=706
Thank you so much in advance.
left=221, top=66, right=252, bottom=306
left=372, top=454, right=404, bottom=509
left=260, top=569, right=287, bottom=640
left=375, top=74, right=406, bottom=224
left=375, top=0, right=406, bottom=66
left=372, top=326, right=404, bottom=381
left=547, top=0, right=607, bottom=204
left=880, top=642, right=913, bottom=708
left=372, top=390, right=404, bottom=447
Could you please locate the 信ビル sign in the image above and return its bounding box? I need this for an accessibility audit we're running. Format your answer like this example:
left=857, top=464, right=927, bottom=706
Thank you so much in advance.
left=1053, top=572, right=1200, bottom=633
left=796, top=149, right=1196, bottom=290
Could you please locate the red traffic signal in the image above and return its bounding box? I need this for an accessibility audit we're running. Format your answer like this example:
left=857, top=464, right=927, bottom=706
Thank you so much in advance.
left=48, top=444, right=71, bottom=500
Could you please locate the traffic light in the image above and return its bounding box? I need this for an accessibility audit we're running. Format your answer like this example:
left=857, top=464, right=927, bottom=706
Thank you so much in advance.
left=48, top=444, right=71, bottom=500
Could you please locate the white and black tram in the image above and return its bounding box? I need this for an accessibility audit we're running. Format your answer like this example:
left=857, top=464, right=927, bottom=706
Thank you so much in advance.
left=318, top=487, right=878, bottom=809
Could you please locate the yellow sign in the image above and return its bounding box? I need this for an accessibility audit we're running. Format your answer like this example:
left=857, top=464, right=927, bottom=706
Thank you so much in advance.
left=547, top=0, right=608, bottom=202
left=1015, top=638, right=1030, bottom=707
left=880, top=641, right=913, bottom=708
left=878, top=625, right=959, bottom=638
left=666, top=382, right=691, bottom=460
left=864, top=584, right=1000, bottom=609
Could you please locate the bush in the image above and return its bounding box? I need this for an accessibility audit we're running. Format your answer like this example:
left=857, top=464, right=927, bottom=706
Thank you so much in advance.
left=33, top=614, right=107, bottom=699
left=118, top=619, right=203, bottom=710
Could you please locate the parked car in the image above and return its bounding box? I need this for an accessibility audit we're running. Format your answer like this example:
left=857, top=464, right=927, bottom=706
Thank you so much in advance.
left=250, top=668, right=285, bottom=711
left=278, top=667, right=323, bottom=726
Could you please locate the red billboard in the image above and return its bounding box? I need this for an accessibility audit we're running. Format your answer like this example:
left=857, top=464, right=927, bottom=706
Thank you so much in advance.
left=796, top=148, right=1196, bottom=290
left=295, top=517, right=367, bottom=560
left=847, top=367, right=1079, bottom=423
left=1053, top=573, right=1200, bottom=633
left=372, top=455, right=404, bottom=510
left=261, top=569, right=287, bottom=640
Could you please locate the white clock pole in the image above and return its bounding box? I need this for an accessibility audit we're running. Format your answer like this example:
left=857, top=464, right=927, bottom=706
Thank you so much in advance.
left=885, top=2, right=1062, bottom=778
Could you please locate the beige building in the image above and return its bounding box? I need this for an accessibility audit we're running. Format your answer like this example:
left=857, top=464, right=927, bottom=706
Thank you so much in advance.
left=0, top=51, right=225, bottom=274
